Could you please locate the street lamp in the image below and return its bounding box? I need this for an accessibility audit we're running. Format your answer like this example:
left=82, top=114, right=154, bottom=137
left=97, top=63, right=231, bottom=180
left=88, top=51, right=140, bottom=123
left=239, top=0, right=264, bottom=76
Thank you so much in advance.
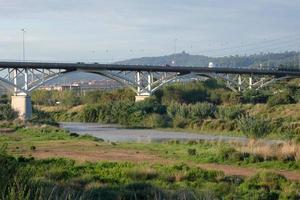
left=21, top=28, right=29, bottom=91
left=21, top=29, right=26, bottom=61
left=172, top=38, right=178, bottom=65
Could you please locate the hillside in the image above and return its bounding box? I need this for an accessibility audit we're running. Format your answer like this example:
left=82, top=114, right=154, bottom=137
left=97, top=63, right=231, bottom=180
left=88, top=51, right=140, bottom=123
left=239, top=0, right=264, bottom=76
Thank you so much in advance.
left=117, top=51, right=300, bottom=68
left=22, top=51, right=300, bottom=88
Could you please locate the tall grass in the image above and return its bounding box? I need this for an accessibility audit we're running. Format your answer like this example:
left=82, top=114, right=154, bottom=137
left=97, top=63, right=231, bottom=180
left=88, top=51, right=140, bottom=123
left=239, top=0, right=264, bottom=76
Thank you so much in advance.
left=235, top=140, right=300, bottom=162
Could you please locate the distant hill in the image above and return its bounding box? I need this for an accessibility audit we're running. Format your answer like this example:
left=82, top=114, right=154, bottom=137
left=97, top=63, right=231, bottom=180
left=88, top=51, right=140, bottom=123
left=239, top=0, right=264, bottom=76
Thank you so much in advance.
left=40, top=51, right=300, bottom=86
left=117, top=51, right=300, bottom=68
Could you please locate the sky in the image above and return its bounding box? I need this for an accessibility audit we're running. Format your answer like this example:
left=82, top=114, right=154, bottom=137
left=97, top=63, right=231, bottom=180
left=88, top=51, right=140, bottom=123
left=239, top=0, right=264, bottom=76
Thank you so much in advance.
left=0, top=0, right=300, bottom=62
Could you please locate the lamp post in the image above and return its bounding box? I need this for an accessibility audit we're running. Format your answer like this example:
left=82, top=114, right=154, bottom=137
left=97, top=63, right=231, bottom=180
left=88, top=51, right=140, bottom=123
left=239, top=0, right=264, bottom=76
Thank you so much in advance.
left=21, top=29, right=26, bottom=61
left=21, top=29, right=28, bottom=91
left=172, top=38, right=178, bottom=65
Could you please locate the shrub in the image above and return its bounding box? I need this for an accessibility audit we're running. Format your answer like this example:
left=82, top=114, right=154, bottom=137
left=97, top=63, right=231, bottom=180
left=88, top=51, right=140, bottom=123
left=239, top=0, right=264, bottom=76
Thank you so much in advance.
left=126, top=168, right=158, bottom=180
left=187, top=148, right=197, bottom=156
left=30, top=146, right=36, bottom=151
left=0, top=95, right=8, bottom=104
left=32, top=90, right=56, bottom=105
left=70, top=132, right=80, bottom=137
left=81, top=105, right=99, bottom=122
left=134, top=98, right=166, bottom=115
left=160, top=82, right=209, bottom=104
left=218, top=146, right=237, bottom=161
left=167, top=102, right=216, bottom=121
left=216, top=105, right=244, bottom=120
left=201, top=119, right=237, bottom=131
left=242, top=90, right=269, bottom=104
left=172, top=116, right=188, bottom=128
left=143, top=114, right=168, bottom=128
left=190, top=102, right=216, bottom=119
left=238, top=114, right=272, bottom=139
left=0, top=105, right=18, bottom=121
left=220, top=91, right=242, bottom=105
left=61, top=91, right=81, bottom=107
left=267, top=92, right=295, bottom=107
left=241, top=172, right=287, bottom=191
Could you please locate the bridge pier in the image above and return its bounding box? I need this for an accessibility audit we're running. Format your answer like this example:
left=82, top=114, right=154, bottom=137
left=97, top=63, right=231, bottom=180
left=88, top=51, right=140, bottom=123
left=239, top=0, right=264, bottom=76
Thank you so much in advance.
left=11, top=95, right=32, bottom=120
left=135, top=95, right=150, bottom=102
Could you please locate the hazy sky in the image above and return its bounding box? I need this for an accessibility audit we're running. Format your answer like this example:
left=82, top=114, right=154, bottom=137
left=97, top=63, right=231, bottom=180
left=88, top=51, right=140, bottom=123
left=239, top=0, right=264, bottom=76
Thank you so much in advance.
left=0, top=0, right=299, bottom=62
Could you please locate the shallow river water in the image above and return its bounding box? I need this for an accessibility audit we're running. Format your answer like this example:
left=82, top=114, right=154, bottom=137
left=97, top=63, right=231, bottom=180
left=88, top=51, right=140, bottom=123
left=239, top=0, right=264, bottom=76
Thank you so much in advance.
left=60, top=122, right=251, bottom=143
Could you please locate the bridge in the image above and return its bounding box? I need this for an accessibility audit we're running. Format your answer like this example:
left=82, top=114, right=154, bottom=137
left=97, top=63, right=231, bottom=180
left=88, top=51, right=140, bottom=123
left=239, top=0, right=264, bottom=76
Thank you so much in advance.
left=0, top=61, right=299, bottom=120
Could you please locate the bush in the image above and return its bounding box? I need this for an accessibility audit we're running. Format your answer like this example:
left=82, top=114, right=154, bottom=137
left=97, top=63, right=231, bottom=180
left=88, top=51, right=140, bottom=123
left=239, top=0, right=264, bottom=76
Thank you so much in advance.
left=218, top=146, right=237, bottom=161
left=160, top=82, right=209, bottom=104
left=126, top=168, right=158, bottom=180
left=0, top=95, right=8, bottom=104
left=238, top=114, right=272, bottom=139
left=187, top=148, right=197, bottom=156
left=30, top=146, right=36, bottom=151
left=242, top=90, right=269, bottom=104
left=134, top=98, right=166, bottom=115
left=216, top=105, right=245, bottom=120
left=190, top=102, right=216, bottom=119
left=172, top=115, right=188, bottom=128
left=201, top=119, right=237, bottom=131
left=61, top=91, right=81, bottom=107
left=267, top=92, right=295, bottom=107
left=81, top=105, right=99, bottom=122
left=220, top=91, right=242, bottom=105
left=143, top=114, right=168, bottom=128
left=0, top=105, right=18, bottom=121
left=70, top=133, right=80, bottom=137
left=167, top=102, right=216, bottom=121
left=241, top=172, right=287, bottom=191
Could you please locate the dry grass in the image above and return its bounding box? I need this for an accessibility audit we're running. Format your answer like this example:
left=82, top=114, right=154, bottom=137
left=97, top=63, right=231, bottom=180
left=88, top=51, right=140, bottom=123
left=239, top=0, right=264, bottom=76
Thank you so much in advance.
left=235, top=140, right=300, bottom=161
left=36, top=105, right=67, bottom=112
left=249, top=103, right=300, bottom=121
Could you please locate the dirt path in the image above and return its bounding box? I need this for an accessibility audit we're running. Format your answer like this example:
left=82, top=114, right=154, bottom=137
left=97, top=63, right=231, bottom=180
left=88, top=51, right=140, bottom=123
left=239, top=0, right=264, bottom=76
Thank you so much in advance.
left=31, top=148, right=170, bottom=164
left=21, top=147, right=300, bottom=181
left=12, top=141, right=171, bottom=164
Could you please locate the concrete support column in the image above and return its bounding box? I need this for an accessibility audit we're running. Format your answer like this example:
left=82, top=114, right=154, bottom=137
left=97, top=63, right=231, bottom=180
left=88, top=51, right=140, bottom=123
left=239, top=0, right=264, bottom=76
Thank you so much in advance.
left=24, top=68, right=28, bottom=91
left=249, top=76, right=253, bottom=89
left=136, top=71, right=141, bottom=94
left=11, top=95, right=32, bottom=120
left=135, top=71, right=152, bottom=102
left=147, top=72, right=153, bottom=91
left=13, top=69, right=18, bottom=94
left=238, top=75, right=242, bottom=92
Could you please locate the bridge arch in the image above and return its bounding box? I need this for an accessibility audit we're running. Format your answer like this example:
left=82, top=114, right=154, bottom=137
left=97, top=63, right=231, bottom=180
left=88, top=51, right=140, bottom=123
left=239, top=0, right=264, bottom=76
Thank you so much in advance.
left=82, top=70, right=190, bottom=99
left=0, top=76, right=26, bottom=94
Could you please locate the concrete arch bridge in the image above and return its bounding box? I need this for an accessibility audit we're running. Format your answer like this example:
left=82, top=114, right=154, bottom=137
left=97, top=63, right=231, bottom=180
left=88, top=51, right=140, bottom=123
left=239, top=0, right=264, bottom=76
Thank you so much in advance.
left=0, top=61, right=299, bottom=119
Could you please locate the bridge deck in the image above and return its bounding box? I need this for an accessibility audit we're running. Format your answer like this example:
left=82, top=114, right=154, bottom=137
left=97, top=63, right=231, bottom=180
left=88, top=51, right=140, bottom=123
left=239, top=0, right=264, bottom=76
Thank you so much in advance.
left=0, top=61, right=300, bottom=76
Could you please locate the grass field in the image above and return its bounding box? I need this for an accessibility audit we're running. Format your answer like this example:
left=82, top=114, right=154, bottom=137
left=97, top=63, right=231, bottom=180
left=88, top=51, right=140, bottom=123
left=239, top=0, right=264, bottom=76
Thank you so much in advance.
left=1, top=124, right=300, bottom=199
left=2, top=125, right=300, bottom=172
